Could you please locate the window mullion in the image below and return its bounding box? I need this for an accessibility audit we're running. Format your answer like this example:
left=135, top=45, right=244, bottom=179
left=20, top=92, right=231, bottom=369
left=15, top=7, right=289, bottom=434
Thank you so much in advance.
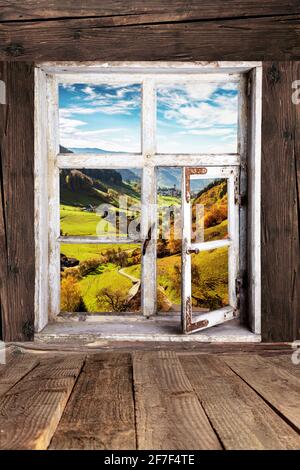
left=47, top=74, right=61, bottom=320
left=141, top=79, right=157, bottom=317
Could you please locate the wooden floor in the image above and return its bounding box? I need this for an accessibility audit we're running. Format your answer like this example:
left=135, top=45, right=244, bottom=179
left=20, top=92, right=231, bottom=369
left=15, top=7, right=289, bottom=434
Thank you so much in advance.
left=0, top=344, right=300, bottom=450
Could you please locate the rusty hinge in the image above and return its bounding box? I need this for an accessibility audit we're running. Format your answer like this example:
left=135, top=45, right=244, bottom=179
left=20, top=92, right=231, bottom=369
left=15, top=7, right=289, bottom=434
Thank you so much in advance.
left=234, top=174, right=247, bottom=206
left=247, top=75, right=252, bottom=97
left=235, top=272, right=248, bottom=311
left=185, top=296, right=209, bottom=333
left=235, top=194, right=247, bottom=206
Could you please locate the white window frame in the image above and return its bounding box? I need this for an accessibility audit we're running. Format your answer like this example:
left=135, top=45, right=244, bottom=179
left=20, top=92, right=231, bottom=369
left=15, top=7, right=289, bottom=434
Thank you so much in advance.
left=34, top=61, right=262, bottom=335
left=181, top=166, right=240, bottom=334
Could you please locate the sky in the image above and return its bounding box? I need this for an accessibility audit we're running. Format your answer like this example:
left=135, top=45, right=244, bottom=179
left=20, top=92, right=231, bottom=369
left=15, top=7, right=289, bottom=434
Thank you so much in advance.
left=59, top=81, right=238, bottom=154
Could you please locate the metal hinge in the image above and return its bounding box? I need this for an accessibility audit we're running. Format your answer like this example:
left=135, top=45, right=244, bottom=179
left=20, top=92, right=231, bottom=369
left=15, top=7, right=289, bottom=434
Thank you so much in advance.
left=235, top=194, right=247, bottom=206
left=235, top=272, right=248, bottom=311
left=247, top=75, right=252, bottom=97
left=234, top=172, right=247, bottom=206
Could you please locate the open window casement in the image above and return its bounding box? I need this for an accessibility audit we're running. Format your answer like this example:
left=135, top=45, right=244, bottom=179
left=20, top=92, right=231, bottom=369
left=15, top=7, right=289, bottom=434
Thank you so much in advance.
left=181, top=167, right=240, bottom=334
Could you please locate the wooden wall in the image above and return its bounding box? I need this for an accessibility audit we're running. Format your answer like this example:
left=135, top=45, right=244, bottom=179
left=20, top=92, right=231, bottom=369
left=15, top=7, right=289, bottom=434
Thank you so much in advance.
left=0, top=1, right=299, bottom=341
left=0, top=62, right=35, bottom=341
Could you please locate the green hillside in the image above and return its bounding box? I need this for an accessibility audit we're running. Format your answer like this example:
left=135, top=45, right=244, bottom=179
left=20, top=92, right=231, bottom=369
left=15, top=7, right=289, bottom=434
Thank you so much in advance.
left=60, top=168, right=141, bottom=236
left=192, top=179, right=228, bottom=242
left=60, top=174, right=230, bottom=315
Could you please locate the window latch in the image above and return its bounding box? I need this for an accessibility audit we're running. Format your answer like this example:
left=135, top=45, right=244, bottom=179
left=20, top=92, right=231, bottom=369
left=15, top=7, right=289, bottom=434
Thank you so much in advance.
left=142, top=223, right=155, bottom=255
left=186, top=248, right=200, bottom=255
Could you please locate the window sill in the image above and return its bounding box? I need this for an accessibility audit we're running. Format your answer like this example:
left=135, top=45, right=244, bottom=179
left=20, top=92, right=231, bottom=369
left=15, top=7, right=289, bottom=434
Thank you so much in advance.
left=36, top=318, right=261, bottom=344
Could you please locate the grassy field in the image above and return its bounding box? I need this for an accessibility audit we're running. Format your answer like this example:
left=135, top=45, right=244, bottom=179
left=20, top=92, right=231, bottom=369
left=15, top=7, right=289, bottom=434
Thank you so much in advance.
left=60, top=205, right=102, bottom=236
left=60, top=204, right=130, bottom=237
left=60, top=243, right=141, bottom=312
left=80, top=270, right=134, bottom=312
left=60, top=177, right=229, bottom=314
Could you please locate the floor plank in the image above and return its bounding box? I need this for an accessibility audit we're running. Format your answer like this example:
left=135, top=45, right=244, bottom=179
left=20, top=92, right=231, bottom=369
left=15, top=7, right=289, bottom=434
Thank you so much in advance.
left=0, top=354, right=39, bottom=398
left=49, top=353, right=136, bottom=450
left=0, top=355, right=85, bottom=450
left=133, top=351, right=222, bottom=450
left=223, top=355, right=300, bottom=432
left=263, top=355, right=300, bottom=380
left=180, top=355, right=300, bottom=450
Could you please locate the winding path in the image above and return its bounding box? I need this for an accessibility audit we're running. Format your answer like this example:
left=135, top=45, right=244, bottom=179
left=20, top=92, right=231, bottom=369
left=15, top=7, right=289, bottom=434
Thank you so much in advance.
left=118, top=267, right=140, bottom=300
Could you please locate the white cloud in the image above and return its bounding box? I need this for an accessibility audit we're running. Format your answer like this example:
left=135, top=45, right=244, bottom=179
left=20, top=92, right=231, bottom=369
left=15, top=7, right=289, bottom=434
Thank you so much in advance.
left=158, top=84, right=238, bottom=132
left=221, top=82, right=238, bottom=91
left=61, top=84, right=76, bottom=92
left=185, top=83, right=220, bottom=100
left=80, top=84, right=141, bottom=115
left=60, top=116, right=139, bottom=152
left=182, top=127, right=235, bottom=136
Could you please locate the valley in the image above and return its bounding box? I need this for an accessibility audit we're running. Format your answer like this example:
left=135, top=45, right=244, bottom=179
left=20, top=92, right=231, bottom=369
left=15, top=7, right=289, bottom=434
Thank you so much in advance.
left=59, top=150, right=229, bottom=314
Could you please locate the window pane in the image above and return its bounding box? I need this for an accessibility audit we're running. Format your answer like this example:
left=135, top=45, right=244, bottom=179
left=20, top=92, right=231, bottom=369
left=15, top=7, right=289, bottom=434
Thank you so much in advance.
left=60, top=168, right=142, bottom=238
left=191, top=246, right=229, bottom=313
left=60, top=244, right=141, bottom=313
left=191, top=177, right=228, bottom=243
left=157, top=82, right=238, bottom=154
left=156, top=167, right=182, bottom=313
left=59, top=83, right=141, bottom=153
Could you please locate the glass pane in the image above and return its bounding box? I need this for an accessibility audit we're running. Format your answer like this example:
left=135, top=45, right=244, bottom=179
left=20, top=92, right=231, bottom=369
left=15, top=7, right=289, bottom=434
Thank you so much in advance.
left=59, top=83, right=141, bottom=153
left=157, top=82, right=238, bottom=153
left=60, top=244, right=141, bottom=313
left=156, top=167, right=182, bottom=313
left=191, top=246, right=229, bottom=313
left=60, top=168, right=142, bottom=237
left=191, top=177, right=228, bottom=243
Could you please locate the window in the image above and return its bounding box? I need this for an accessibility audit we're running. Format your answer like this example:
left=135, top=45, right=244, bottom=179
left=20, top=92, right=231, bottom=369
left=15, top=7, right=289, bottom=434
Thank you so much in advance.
left=35, top=62, right=262, bottom=336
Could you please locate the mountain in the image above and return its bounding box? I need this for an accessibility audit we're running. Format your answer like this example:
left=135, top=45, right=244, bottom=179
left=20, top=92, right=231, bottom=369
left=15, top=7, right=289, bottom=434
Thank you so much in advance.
left=60, top=145, right=182, bottom=189
left=157, top=168, right=181, bottom=189
left=118, top=169, right=141, bottom=182
left=69, top=147, right=122, bottom=154
left=60, top=145, right=74, bottom=154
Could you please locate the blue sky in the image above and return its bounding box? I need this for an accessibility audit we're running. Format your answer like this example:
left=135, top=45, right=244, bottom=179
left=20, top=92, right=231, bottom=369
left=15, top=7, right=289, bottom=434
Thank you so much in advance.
left=59, top=82, right=238, bottom=153
left=59, top=83, right=141, bottom=152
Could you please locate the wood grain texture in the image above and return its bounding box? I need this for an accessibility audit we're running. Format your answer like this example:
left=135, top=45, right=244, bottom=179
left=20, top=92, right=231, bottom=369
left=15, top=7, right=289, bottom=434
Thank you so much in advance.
left=0, top=355, right=84, bottom=449
left=0, top=62, right=35, bottom=341
left=262, top=354, right=300, bottom=380
left=0, top=16, right=300, bottom=61
left=11, top=341, right=294, bottom=355
left=180, top=354, right=300, bottom=449
left=133, top=351, right=222, bottom=450
left=49, top=353, right=136, bottom=450
left=262, top=62, right=300, bottom=341
left=1, top=1, right=300, bottom=22
left=0, top=354, right=39, bottom=397
left=223, top=354, right=300, bottom=432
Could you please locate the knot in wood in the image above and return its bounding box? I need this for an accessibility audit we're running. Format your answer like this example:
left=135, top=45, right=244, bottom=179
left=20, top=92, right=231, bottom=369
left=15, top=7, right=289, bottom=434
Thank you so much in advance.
left=6, top=43, right=25, bottom=57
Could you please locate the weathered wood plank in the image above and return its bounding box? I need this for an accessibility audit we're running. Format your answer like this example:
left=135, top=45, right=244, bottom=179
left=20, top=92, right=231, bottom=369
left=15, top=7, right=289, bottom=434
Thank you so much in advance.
left=0, top=16, right=300, bottom=61
left=223, top=355, right=300, bottom=432
left=1, top=1, right=300, bottom=22
left=0, top=355, right=84, bottom=449
left=49, top=353, right=136, bottom=450
left=263, top=355, right=300, bottom=380
left=13, top=340, right=293, bottom=355
left=0, top=62, right=34, bottom=341
left=133, top=351, right=221, bottom=450
left=0, top=354, right=39, bottom=397
left=180, top=355, right=300, bottom=450
left=261, top=62, right=300, bottom=341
